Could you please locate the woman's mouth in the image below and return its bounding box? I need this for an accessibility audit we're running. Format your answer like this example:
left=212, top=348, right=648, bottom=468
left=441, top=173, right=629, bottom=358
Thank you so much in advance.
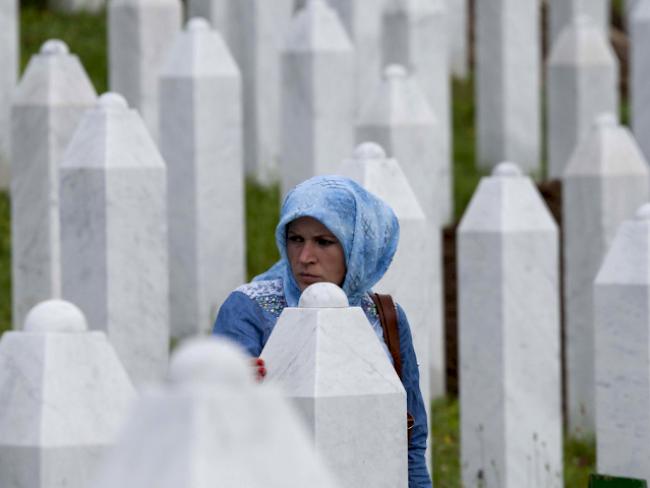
left=299, top=273, right=321, bottom=285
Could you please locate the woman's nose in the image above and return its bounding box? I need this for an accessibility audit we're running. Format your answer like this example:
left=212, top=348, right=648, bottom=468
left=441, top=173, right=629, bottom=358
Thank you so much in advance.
left=298, top=241, right=316, bottom=264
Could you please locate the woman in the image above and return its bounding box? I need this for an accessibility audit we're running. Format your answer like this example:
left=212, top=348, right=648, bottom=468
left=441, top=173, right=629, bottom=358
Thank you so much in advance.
left=213, top=175, right=432, bottom=487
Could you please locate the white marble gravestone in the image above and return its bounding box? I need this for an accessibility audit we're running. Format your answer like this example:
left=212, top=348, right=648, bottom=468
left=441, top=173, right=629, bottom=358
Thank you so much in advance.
left=187, top=0, right=229, bottom=41
left=382, top=0, right=450, bottom=188
left=160, top=18, right=244, bottom=338
left=0, top=299, right=135, bottom=488
left=280, top=0, right=355, bottom=197
left=90, top=336, right=342, bottom=488
left=475, top=0, right=540, bottom=172
left=631, top=0, right=650, bottom=162
left=59, top=93, right=169, bottom=387
left=0, top=0, right=17, bottom=189
left=108, top=0, right=182, bottom=141
left=356, top=64, right=449, bottom=225
left=458, top=162, right=562, bottom=488
left=11, top=40, right=97, bottom=330
left=549, top=0, right=610, bottom=48
left=595, top=203, right=650, bottom=482
left=262, top=283, right=408, bottom=488
left=563, top=114, right=650, bottom=437
left=449, top=0, right=468, bottom=78
left=225, top=0, right=293, bottom=184
left=547, top=16, right=619, bottom=179
left=327, top=0, right=384, bottom=114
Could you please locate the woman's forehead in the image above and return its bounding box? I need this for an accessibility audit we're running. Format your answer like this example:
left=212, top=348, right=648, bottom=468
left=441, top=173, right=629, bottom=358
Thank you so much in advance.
left=287, top=216, right=335, bottom=235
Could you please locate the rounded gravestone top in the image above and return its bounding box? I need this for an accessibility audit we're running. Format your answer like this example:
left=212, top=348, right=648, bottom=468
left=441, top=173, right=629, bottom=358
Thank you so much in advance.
left=353, top=142, right=387, bottom=160
left=384, top=64, right=408, bottom=80
left=24, top=299, right=88, bottom=333
left=299, top=283, right=349, bottom=308
left=635, top=203, right=650, bottom=221
left=40, top=39, right=70, bottom=56
left=492, top=161, right=523, bottom=178
left=594, top=112, right=618, bottom=129
left=98, top=92, right=129, bottom=110
left=168, top=336, right=253, bottom=387
left=187, top=17, right=210, bottom=32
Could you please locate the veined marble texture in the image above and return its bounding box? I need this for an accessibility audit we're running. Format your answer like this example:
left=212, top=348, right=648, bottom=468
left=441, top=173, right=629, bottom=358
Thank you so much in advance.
left=458, top=163, right=562, bottom=488
left=549, top=0, right=610, bottom=49
left=475, top=0, right=540, bottom=173
left=160, top=18, right=244, bottom=338
left=0, top=300, right=135, bottom=488
left=11, top=40, right=96, bottom=330
left=383, top=0, right=451, bottom=203
left=59, top=93, right=169, bottom=387
left=0, top=0, right=17, bottom=189
left=594, top=204, right=650, bottom=481
left=262, top=284, right=408, bottom=488
left=338, top=142, right=441, bottom=473
left=108, top=0, right=182, bottom=141
left=327, top=0, right=384, bottom=115
left=280, top=0, right=355, bottom=197
left=631, top=0, right=650, bottom=162
left=356, top=65, right=449, bottom=226
left=562, top=114, right=649, bottom=437
left=226, top=0, right=293, bottom=184
left=547, top=16, right=619, bottom=179
left=448, top=0, right=468, bottom=78
left=90, top=336, right=342, bottom=488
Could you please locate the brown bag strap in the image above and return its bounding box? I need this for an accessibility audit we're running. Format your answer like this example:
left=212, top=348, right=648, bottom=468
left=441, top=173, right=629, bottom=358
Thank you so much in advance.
left=371, top=293, right=402, bottom=380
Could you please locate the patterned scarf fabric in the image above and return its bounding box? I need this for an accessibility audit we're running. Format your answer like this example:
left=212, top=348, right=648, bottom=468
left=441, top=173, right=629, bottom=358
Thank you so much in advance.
left=254, top=175, right=400, bottom=307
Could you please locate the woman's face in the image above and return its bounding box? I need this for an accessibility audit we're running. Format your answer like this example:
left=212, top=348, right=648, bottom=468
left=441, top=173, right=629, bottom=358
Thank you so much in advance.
left=286, top=216, right=346, bottom=291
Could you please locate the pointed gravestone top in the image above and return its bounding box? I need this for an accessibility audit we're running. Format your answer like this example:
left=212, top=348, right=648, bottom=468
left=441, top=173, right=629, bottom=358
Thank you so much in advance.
left=285, top=0, right=353, bottom=52
left=549, top=15, right=617, bottom=65
left=595, top=203, right=650, bottom=286
left=565, top=113, right=649, bottom=176
left=89, top=336, right=341, bottom=488
left=61, top=92, right=164, bottom=170
left=358, top=64, right=436, bottom=126
left=160, top=17, right=239, bottom=78
left=23, top=299, right=88, bottom=333
left=459, top=161, right=557, bottom=233
left=298, top=282, right=349, bottom=308
left=14, top=39, right=96, bottom=105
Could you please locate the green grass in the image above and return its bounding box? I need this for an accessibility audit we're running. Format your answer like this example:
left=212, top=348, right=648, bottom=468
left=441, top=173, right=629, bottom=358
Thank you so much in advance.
left=0, top=6, right=599, bottom=486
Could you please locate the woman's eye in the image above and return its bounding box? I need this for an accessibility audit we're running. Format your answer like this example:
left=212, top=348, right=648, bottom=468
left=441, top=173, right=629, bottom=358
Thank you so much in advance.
left=317, top=238, right=335, bottom=246
left=288, top=235, right=303, bottom=243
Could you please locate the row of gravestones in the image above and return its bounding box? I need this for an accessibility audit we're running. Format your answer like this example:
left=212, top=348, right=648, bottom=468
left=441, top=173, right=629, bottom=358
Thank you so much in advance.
left=0, top=284, right=409, bottom=488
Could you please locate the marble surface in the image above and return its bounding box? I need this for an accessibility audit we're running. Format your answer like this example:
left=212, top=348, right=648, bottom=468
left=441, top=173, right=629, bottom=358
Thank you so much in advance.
left=458, top=162, right=562, bottom=488
left=90, top=336, right=342, bottom=488
left=338, top=142, right=440, bottom=472
left=356, top=65, right=449, bottom=225
left=549, top=0, right=610, bottom=49
left=108, top=0, right=182, bottom=141
left=0, top=0, right=17, bottom=189
left=327, top=0, right=384, bottom=115
left=0, top=299, right=135, bottom=488
left=547, top=16, right=619, bottom=179
left=631, top=0, right=650, bottom=162
left=280, top=0, right=355, bottom=197
left=382, top=0, right=450, bottom=197
left=59, top=93, right=169, bottom=387
left=262, top=283, right=408, bottom=488
left=448, top=0, right=468, bottom=78
left=475, top=0, right=540, bottom=172
left=226, top=0, right=293, bottom=184
left=187, top=0, right=229, bottom=41
left=562, top=114, right=649, bottom=437
left=594, top=204, right=650, bottom=481
left=11, top=40, right=97, bottom=330
left=160, top=18, right=244, bottom=338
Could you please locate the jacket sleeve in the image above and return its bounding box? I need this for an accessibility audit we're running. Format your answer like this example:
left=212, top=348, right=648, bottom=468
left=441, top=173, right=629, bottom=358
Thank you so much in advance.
left=396, top=304, right=433, bottom=488
left=212, top=291, right=270, bottom=358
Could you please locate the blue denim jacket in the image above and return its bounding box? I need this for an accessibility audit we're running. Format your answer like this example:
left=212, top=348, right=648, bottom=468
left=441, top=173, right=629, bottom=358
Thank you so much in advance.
left=213, top=279, right=432, bottom=488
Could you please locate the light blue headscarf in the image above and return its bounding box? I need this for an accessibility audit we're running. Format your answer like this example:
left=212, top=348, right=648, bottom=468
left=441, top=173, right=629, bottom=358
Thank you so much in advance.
left=255, top=175, right=400, bottom=307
